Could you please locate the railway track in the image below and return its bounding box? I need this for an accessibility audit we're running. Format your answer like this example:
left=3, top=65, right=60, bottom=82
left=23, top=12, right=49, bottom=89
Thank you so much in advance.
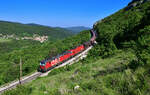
left=0, top=46, right=93, bottom=94
left=0, top=72, right=41, bottom=94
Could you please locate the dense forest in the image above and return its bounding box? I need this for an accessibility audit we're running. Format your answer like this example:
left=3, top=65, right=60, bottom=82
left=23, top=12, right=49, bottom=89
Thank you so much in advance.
left=2, top=0, right=150, bottom=95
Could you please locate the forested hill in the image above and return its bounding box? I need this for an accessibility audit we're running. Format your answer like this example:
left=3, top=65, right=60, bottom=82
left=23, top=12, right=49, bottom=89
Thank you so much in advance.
left=93, top=0, right=150, bottom=57
left=0, top=21, right=74, bottom=41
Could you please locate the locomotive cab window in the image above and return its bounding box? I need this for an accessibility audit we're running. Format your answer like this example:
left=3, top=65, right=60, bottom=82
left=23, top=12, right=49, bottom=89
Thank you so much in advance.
left=40, top=61, right=45, bottom=66
left=68, top=51, right=72, bottom=53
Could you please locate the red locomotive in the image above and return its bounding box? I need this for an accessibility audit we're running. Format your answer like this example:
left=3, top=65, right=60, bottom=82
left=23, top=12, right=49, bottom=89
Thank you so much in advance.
left=38, top=29, right=96, bottom=72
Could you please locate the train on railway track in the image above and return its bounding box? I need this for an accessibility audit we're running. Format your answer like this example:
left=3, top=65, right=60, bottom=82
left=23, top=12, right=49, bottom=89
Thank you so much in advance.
left=38, top=29, right=96, bottom=72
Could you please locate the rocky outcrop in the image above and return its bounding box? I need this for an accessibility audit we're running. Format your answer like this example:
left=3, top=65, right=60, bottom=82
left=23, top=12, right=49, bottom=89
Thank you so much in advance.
left=125, top=0, right=150, bottom=10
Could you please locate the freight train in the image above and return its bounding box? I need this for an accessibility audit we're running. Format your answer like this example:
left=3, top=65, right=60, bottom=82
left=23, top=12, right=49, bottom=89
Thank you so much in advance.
left=38, top=29, right=96, bottom=72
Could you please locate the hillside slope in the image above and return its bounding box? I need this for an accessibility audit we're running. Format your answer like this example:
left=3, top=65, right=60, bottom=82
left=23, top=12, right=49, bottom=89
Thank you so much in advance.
left=2, top=0, right=150, bottom=95
left=3, top=51, right=137, bottom=95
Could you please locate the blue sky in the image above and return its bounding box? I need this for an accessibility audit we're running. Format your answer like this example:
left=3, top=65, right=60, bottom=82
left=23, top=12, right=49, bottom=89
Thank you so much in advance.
left=0, top=0, right=131, bottom=27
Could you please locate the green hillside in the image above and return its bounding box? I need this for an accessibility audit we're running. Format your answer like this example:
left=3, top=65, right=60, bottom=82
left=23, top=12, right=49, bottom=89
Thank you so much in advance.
left=0, top=21, right=73, bottom=40
left=2, top=0, right=150, bottom=95
left=93, top=0, right=150, bottom=61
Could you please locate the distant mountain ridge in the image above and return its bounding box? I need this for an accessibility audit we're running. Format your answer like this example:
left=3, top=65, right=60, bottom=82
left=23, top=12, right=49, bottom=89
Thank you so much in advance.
left=27, top=23, right=90, bottom=33
left=0, top=20, right=74, bottom=41
left=26, top=23, right=45, bottom=27
left=66, top=26, right=90, bottom=33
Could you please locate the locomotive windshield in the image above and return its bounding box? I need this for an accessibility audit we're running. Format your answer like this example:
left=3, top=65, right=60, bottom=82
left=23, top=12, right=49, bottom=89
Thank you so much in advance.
left=40, top=61, right=45, bottom=66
